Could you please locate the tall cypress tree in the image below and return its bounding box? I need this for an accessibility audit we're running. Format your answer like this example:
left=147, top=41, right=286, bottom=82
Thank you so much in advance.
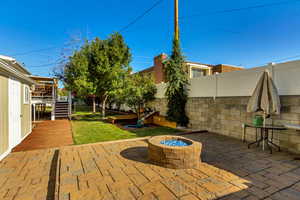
left=164, top=38, right=189, bottom=126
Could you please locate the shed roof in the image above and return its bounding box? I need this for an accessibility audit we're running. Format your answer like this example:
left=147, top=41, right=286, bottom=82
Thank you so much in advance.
left=0, top=55, right=31, bottom=75
left=0, top=55, right=35, bottom=85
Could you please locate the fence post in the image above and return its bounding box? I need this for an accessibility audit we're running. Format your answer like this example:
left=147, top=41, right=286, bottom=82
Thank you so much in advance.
left=214, top=73, right=218, bottom=100
left=68, top=91, right=72, bottom=117
left=51, top=84, right=56, bottom=121
left=32, top=103, right=36, bottom=122
left=267, top=62, right=276, bottom=79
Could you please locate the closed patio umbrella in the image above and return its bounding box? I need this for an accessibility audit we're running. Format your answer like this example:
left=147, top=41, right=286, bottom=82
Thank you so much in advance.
left=247, top=70, right=280, bottom=115
left=247, top=70, right=281, bottom=150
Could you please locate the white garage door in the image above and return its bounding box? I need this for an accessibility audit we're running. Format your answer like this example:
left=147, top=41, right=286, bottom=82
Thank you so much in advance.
left=8, top=78, right=21, bottom=149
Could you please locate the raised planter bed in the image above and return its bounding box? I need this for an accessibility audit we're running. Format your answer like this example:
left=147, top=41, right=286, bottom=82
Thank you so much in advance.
left=153, top=116, right=177, bottom=128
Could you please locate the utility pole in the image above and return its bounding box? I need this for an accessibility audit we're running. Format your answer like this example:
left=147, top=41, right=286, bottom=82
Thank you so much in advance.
left=174, top=0, right=179, bottom=40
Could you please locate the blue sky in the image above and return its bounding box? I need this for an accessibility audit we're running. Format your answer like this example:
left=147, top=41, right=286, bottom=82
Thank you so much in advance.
left=1, top=0, right=300, bottom=77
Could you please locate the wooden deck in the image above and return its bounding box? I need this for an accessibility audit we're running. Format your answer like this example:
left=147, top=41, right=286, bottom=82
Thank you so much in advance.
left=12, top=120, right=73, bottom=152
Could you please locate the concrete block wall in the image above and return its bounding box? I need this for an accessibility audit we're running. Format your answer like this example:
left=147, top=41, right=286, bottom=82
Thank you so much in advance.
left=151, top=60, right=300, bottom=153
left=150, top=96, right=300, bottom=154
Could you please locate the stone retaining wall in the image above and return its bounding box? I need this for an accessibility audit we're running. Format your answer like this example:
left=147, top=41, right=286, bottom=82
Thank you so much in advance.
left=149, top=96, right=300, bottom=154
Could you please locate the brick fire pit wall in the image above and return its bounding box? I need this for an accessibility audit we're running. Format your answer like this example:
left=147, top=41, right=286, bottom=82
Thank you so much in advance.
left=148, top=135, right=202, bottom=169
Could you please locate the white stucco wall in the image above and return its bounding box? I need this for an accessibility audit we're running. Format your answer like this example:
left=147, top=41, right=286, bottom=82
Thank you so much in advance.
left=273, top=60, right=300, bottom=95
left=189, top=75, right=216, bottom=97
left=155, top=60, right=300, bottom=98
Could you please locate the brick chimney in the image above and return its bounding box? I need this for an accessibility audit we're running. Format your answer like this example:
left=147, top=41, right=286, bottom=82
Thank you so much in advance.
left=153, top=53, right=168, bottom=84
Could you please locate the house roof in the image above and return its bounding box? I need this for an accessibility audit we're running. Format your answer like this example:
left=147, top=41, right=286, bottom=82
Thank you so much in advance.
left=186, top=61, right=214, bottom=67
left=138, top=62, right=214, bottom=74
left=214, top=64, right=244, bottom=69
left=136, top=56, right=243, bottom=74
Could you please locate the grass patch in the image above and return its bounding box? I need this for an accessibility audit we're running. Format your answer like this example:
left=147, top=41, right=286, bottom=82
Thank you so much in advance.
left=72, top=110, right=120, bottom=118
left=71, top=112, right=182, bottom=145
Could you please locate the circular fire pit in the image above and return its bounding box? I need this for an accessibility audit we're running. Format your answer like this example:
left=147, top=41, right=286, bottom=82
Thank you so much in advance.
left=148, top=135, right=202, bottom=169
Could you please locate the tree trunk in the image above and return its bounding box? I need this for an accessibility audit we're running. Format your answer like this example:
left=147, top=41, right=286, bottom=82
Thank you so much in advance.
left=137, top=104, right=141, bottom=120
left=102, top=95, right=108, bottom=118
left=92, top=96, right=96, bottom=113
left=117, top=103, right=121, bottom=111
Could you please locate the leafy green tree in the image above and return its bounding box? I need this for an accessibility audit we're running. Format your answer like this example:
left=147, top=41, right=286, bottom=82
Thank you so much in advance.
left=59, top=33, right=131, bottom=115
left=164, top=39, right=189, bottom=126
left=57, top=88, right=68, bottom=97
left=63, top=45, right=98, bottom=112
left=108, top=73, right=130, bottom=110
left=88, top=33, right=132, bottom=117
left=125, top=74, right=157, bottom=120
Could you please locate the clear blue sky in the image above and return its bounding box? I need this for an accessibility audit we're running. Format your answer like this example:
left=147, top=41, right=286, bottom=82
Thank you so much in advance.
left=1, top=0, right=300, bottom=77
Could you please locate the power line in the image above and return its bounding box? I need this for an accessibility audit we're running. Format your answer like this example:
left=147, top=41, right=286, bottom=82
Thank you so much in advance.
left=119, top=0, right=164, bottom=32
left=26, top=62, right=60, bottom=68
left=272, top=54, right=300, bottom=63
left=26, top=55, right=153, bottom=69
left=181, top=0, right=300, bottom=19
left=120, top=0, right=299, bottom=35
left=12, top=0, right=293, bottom=59
left=255, top=53, right=300, bottom=66
left=11, top=46, right=61, bottom=56
left=10, top=0, right=300, bottom=72
left=10, top=39, right=82, bottom=57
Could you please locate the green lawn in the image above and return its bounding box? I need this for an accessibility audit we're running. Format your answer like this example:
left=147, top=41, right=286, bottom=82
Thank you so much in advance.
left=71, top=112, right=182, bottom=145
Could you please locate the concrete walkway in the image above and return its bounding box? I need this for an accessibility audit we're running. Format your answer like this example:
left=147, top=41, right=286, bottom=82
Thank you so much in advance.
left=1, top=132, right=300, bottom=199
left=12, top=120, right=73, bottom=152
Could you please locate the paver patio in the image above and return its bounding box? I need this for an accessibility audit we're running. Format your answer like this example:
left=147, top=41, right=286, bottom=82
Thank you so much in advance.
left=12, top=120, right=73, bottom=152
left=1, top=132, right=300, bottom=200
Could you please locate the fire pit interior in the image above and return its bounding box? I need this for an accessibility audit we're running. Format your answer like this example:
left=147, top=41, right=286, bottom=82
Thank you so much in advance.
left=160, top=139, right=190, bottom=146
left=148, top=135, right=202, bottom=169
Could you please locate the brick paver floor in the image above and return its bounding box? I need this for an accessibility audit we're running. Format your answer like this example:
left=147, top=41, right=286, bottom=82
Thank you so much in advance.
left=1, top=132, right=300, bottom=199
left=12, top=120, right=73, bottom=152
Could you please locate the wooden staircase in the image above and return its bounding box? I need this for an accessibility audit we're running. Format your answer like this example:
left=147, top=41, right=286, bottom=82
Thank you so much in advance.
left=55, top=101, right=69, bottom=119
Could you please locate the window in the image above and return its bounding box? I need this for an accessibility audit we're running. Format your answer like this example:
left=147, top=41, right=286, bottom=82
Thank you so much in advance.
left=24, top=85, right=30, bottom=104
left=191, top=68, right=207, bottom=78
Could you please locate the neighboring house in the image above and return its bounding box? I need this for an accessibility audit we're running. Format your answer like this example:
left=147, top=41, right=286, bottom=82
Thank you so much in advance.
left=30, top=75, right=58, bottom=106
left=30, top=75, right=58, bottom=121
left=0, top=55, right=35, bottom=160
left=138, top=53, right=244, bottom=84
left=30, top=76, right=71, bottom=120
